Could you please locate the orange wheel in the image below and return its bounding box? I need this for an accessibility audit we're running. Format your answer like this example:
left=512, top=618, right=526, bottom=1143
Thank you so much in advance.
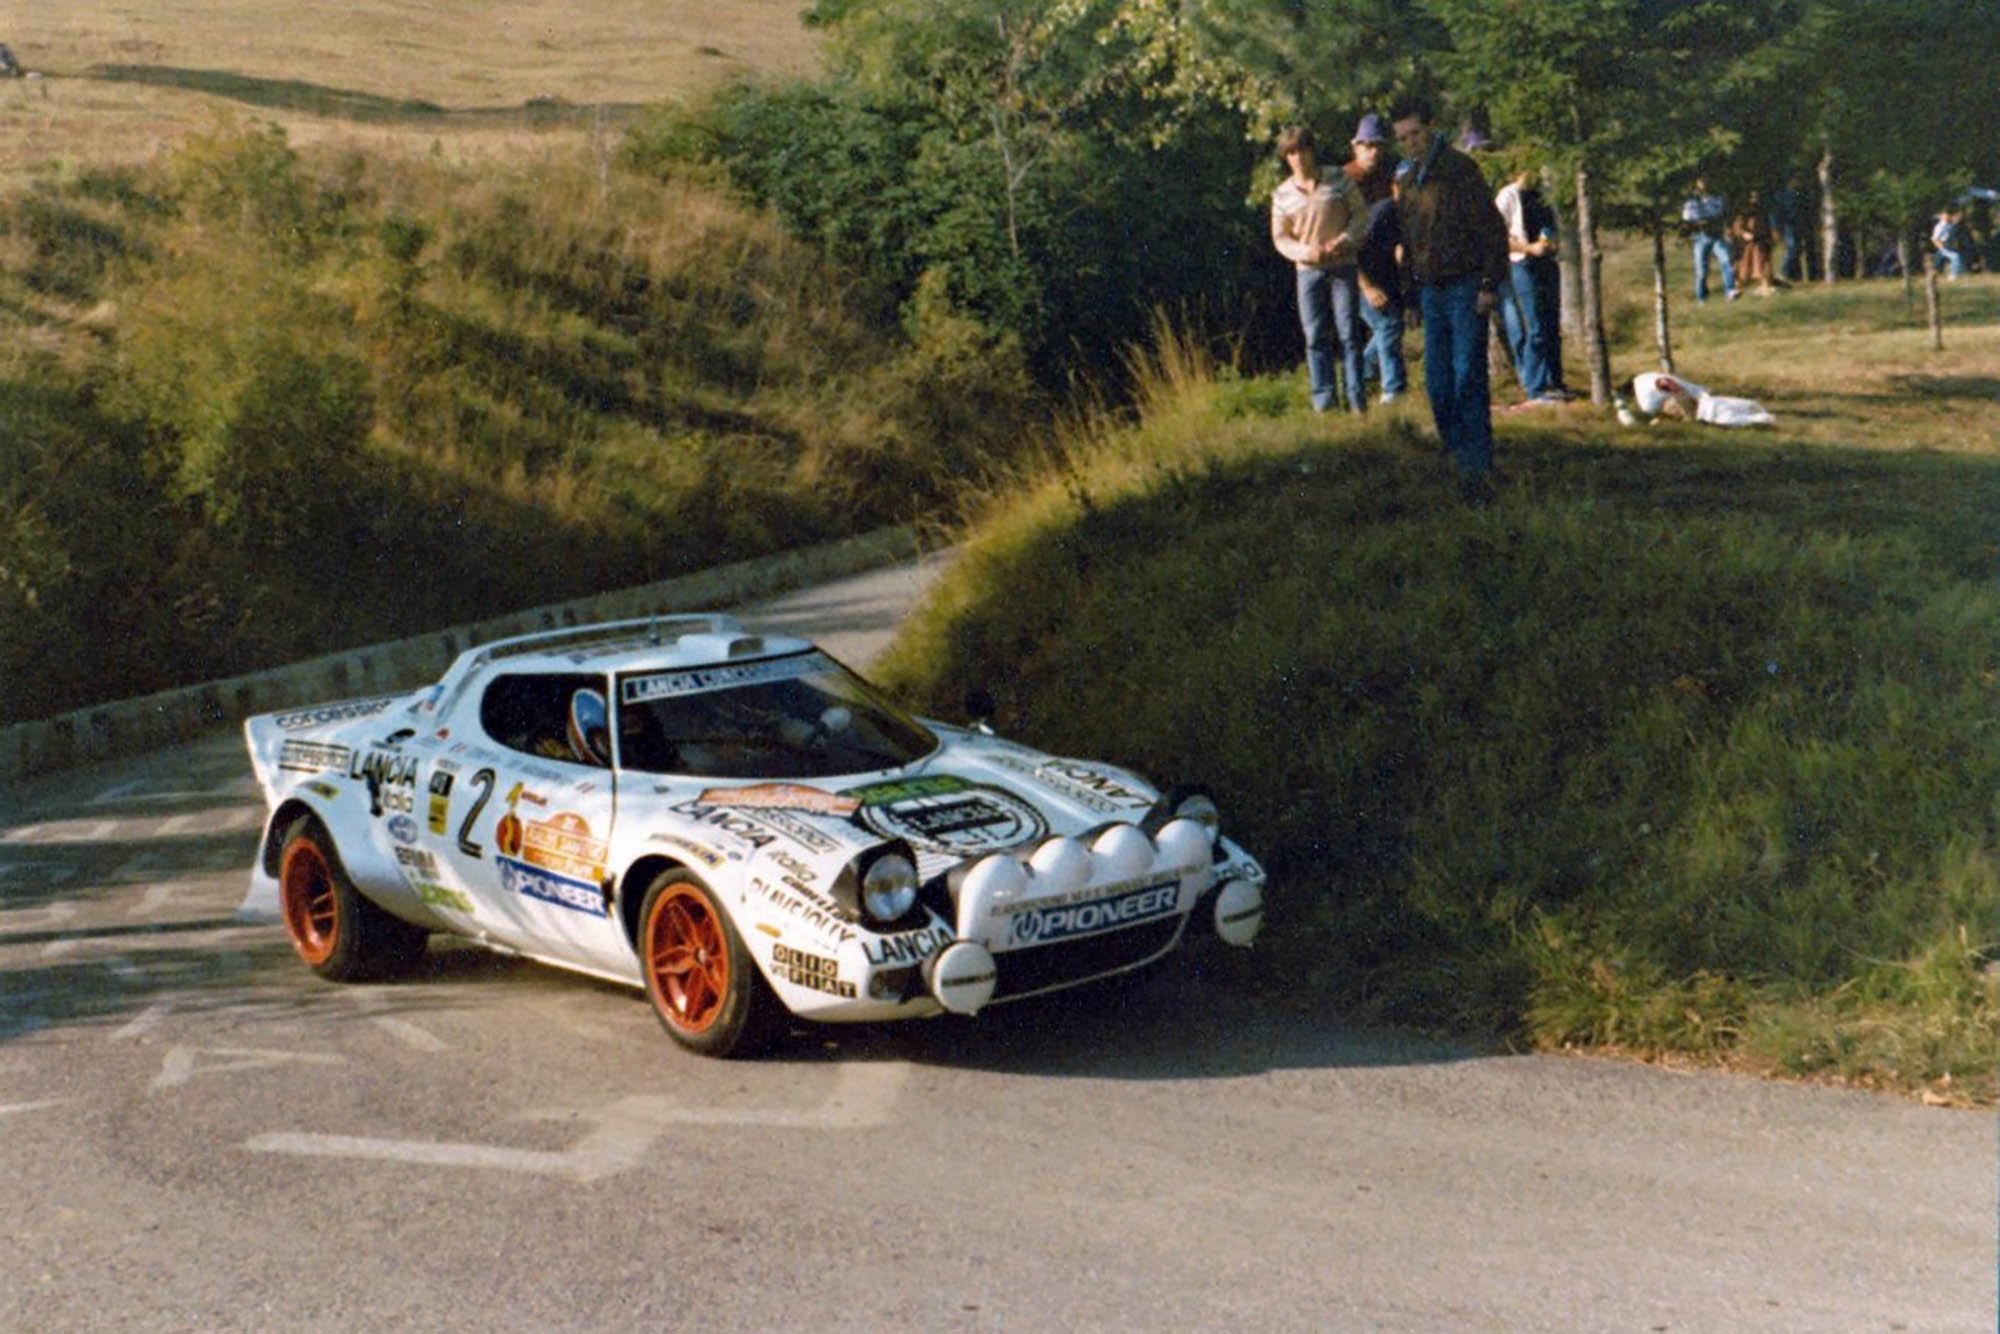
left=644, top=882, right=730, bottom=1034
left=275, top=818, right=426, bottom=982
left=637, top=872, right=778, bottom=1057
left=281, top=834, right=342, bottom=967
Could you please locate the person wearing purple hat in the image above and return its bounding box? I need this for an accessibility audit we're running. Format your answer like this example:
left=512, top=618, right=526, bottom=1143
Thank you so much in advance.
left=1391, top=99, right=1511, bottom=504
left=1343, top=113, right=1407, bottom=403
left=1271, top=125, right=1372, bottom=414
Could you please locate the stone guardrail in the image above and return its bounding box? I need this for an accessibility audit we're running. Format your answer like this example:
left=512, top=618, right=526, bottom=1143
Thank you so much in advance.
left=1, top=526, right=920, bottom=787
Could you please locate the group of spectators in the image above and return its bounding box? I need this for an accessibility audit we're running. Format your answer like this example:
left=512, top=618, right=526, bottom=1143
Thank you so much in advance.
left=1273, top=112, right=1989, bottom=502
left=1269, top=101, right=1561, bottom=505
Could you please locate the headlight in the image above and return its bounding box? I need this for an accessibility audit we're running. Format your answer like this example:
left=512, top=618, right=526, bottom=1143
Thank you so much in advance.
left=1174, top=792, right=1220, bottom=833
left=1145, top=784, right=1221, bottom=837
left=860, top=852, right=918, bottom=924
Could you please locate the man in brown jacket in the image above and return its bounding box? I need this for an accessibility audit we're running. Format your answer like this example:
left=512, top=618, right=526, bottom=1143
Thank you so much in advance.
left=1391, top=100, right=1511, bottom=503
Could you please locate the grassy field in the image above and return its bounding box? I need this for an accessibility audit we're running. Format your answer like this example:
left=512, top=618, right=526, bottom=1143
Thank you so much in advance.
left=0, top=1, right=819, bottom=186
left=874, top=274, right=2000, bottom=1100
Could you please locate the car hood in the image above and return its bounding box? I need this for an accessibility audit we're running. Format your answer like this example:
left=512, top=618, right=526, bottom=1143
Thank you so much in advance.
left=640, top=734, right=1165, bottom=880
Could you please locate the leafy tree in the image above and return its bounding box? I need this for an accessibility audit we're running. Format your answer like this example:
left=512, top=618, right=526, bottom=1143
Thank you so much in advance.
left=1422, top=0, right=1787, bottom=398
left=1748, top=0, right=2000, bottom=284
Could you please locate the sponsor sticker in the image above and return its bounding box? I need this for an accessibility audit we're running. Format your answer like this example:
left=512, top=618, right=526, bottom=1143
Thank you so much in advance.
left=387, top=814, right=419, bottom=845
left=769, top=944, right=856, bottom=998
left=696, top=783, right=860, bottom=817
left=861, top=924, right=953, bottom=967
left=846, top=774, right=1047, bottom=856
left=426, top=764, right=458, bottom=835
left=497, top=855, right=607, bottom=918
left=620, top=652, right=832, bottom=705
left=274, top=698, right=396, bottom=731
left=415, top=883, right=474, bottom=914
left=1004, top=882, right=1180, bottom=948
left=522, top=812, right=607, bottom=881
left=279, top=740, right=353, bottom=774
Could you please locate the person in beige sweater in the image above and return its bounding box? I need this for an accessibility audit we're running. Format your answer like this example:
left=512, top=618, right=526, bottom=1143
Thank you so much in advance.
left=1271, top=125, right=1371, bottom=413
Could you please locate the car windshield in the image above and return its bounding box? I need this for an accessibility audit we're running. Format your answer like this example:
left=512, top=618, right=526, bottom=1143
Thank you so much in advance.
left=614, top=651, right=937, bottom=779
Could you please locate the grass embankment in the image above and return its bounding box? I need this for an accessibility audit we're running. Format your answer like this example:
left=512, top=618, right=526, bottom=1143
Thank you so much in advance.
left=0, top=123, right=1035, bottom=723
left=874, top=283, right=2000, bottom=1096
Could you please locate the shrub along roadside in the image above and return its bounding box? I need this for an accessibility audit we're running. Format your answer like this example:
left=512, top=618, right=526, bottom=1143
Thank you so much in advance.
left=871, top=370, right=2000, bottom=1096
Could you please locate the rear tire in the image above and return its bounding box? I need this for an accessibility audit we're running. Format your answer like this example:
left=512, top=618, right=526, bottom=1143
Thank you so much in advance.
left=637, top=871, right=780, bottom=1058
left=277, top=818, right=426, bottom=982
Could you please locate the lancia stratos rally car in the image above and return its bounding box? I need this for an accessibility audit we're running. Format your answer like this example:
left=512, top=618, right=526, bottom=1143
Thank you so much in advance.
left=241, top=616, right=1265, bottom=1056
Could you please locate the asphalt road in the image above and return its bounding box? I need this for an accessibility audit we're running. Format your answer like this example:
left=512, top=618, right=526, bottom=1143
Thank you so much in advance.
left=2, top=557, right=1995, bottom=1332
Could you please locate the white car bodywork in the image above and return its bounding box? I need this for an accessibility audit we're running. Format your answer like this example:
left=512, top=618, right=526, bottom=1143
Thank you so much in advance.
left=241, top=616, right=1265, bottom=1040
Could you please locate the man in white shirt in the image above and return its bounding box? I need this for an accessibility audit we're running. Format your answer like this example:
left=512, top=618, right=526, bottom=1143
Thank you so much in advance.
left=1494, top=166, right=1567, bottom=401
left=1271, top=125, right=1371, bottom=413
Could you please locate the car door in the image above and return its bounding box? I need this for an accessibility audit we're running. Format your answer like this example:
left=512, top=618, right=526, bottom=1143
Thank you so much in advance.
left=426, top=671, right=628, bottom=976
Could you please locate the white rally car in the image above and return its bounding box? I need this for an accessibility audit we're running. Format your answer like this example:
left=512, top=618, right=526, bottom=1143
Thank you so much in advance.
left=242, top=616, right=1265, bottom=1056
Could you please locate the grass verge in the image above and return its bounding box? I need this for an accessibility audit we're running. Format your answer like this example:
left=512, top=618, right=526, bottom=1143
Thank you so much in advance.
left=873, top=286, right=2000, bottom=1099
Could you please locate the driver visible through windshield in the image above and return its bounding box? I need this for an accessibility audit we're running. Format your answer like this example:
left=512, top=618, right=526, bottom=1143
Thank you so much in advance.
left=615, top=651, right=937, bottom=779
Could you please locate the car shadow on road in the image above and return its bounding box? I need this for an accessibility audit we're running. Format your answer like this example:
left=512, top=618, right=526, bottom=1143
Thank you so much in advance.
left=779, top=951, right=1484, bottom=1079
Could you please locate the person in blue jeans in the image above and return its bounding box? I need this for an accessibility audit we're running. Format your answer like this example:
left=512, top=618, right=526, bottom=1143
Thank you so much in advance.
left=1494, top=165, right=1567, bottom=400
left=1271, top=125, right=1371, bottom=413
left=1343, top=113, right=1408, bottom=403
left=1391, top=101, right=1511, bottom=503
left=1681, top=176, right=1739, bottom=303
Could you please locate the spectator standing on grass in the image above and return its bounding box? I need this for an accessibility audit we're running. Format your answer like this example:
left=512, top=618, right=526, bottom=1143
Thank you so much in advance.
left=1494, top=163, right=1569, bottom=401
left=1772, top=173, right=1809, bottom=282
left=1930, top=205, right=1967, bottom=279
left=1391, top=100, right=1511, bottom=504
left=1343, top=113, right=1408, bottom=404
left=1271, top=126, right=1371, bottom=414
left=1681, top=176, right=1740, bottom=303
left=1733, top=189, right=1780, bottom=295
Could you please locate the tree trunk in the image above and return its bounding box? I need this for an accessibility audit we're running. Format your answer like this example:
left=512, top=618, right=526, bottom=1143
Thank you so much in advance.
left=1817, top=143, right=1839, bottom=286
left=1925, top=263, right=1943, bottom=349
left=1651, top=227, right=1675, bottom=374
left=1550, top=166, right=1582, bottom=341
left=1574, top=165, right=1611, bottom=405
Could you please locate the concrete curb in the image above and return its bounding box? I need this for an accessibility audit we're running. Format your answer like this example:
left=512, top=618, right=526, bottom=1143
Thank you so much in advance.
left=1, top=526, right=921, bottom=785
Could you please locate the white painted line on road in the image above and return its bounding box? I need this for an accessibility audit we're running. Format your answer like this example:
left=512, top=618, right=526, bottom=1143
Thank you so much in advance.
left=244, top=1062, right=912, bottom=1179
left=247, top=1131, right=586, bottom=1176
left=3, top=819, right=122, bottom=845
left=370, top=1016, right=449, bottom=1052
left=111, top=998, right=176, bottom=1040
left=151, top=1045, right=345, bottom=1091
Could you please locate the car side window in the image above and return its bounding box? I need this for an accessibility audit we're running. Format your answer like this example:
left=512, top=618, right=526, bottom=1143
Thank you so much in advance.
left=480, top=673, right=611, bottom=766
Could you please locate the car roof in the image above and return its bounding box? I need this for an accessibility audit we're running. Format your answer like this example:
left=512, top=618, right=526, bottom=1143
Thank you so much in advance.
left=426, top=615, right=819, bottom=716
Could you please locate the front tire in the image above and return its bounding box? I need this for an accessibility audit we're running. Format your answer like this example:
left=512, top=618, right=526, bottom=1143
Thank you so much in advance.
left=638, top=871, right=779, bottom=1058
left=277, top=818, right=426, bottom=982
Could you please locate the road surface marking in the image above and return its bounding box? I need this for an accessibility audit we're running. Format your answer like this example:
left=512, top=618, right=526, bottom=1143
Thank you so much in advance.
left=370, top=1016, right=450, bottom=1052
left=245, top=1062, right=911, bottom=1179
left=151, top=1045, right=344, bottom=1091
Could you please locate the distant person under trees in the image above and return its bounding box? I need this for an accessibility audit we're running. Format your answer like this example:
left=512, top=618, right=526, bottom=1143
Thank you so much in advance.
left=1681, top=176, right=1739, bottom=303
left=1494, top=163, right=1568, bottom=401
left=1931, top=205, right=1968, bottom=279
left=1733, top=189, right=1782, bottom=295
left=0, top=43, right=22, bottom=78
